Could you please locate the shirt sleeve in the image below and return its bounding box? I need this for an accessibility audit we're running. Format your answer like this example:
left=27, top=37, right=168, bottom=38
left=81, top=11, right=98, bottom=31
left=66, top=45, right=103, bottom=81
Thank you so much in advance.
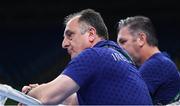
left=62, top=49, right=100, bottom=87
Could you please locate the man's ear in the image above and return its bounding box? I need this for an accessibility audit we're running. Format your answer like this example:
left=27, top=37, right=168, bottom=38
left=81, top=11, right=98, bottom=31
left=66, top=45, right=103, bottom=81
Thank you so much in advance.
left=137, top=32, right=146, bottom=47
left=88, top=27, right=96, bottom=42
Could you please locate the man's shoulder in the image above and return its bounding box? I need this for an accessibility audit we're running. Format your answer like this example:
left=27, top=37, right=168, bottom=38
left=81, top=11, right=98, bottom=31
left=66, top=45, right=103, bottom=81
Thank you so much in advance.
left=140, top=52, right=178, bottom=73
left=81, top=46, right=111, bottom=56
left=70, top=48, right=101, bottom=63
left=145, top=53, right=173, bottom=65
left=80, top=48, right=100, bottom=57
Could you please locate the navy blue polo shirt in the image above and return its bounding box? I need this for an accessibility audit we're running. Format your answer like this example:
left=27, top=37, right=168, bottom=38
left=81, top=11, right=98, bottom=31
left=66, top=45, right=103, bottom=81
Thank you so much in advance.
left=139, top=52, right=180, bottom=105
left=63, top=40, right=152, bottom=105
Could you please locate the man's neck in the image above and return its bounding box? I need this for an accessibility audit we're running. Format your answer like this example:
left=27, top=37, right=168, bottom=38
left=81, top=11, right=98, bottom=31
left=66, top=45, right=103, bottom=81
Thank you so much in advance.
left=140, top=45, right=160, bottom=65
left=91, top=37, right=105, bottom=47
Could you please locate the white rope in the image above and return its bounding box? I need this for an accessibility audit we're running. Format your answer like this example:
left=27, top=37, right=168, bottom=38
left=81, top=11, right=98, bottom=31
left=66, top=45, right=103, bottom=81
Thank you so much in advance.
left=0, top=84, right=41, bottom=105
left=167, top=101, right=180, bottom=106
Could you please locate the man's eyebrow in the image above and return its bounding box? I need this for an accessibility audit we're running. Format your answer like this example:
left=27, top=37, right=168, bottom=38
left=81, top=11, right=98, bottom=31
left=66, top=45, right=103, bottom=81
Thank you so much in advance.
left=118, top=38, right=124, bottom=41
left=118, top=38, right=126, bottom=43
left=64, top=30, right=69, bottom=35
left=64, top=30, right=73, bottom=37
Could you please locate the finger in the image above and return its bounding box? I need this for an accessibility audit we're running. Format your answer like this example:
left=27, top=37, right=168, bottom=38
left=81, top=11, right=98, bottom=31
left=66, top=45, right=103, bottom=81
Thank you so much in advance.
left=29, top=83, right=39, bottom=88
left=17, top=103, right=24, bottom=106
left=22, top=86, right=31, bottom=93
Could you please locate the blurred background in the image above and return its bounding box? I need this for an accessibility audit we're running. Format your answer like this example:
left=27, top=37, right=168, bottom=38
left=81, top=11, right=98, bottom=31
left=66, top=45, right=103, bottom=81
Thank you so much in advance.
left=0, top=0, right=180, bottom=104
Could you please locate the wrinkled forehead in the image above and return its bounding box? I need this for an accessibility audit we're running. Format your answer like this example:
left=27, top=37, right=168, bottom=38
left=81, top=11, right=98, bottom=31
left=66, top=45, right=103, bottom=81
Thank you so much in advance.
left=63, top=16, right=80, bottom=36
left=66, top=15, right=81, bottom=28
left=117, top=26, right=136, bottom=41
left=117, top=27, right=129, bottom=37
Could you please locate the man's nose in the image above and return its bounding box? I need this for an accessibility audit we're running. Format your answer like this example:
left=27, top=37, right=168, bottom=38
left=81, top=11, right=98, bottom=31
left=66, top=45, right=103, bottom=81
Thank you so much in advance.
left=62, top=37, right=70, bottom=49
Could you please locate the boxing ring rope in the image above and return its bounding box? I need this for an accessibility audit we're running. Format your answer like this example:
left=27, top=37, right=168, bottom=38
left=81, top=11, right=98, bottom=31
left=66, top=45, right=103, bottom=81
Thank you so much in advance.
left=167, top=101, right=180, bottom=106
left=1, top=84, right=180, bottom=106
left=0, top=84, right=41, bottom=105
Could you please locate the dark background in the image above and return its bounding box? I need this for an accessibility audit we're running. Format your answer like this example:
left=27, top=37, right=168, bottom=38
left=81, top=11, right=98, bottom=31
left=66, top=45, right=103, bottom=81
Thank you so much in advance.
left=0, top=0, right=180, bottom=91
